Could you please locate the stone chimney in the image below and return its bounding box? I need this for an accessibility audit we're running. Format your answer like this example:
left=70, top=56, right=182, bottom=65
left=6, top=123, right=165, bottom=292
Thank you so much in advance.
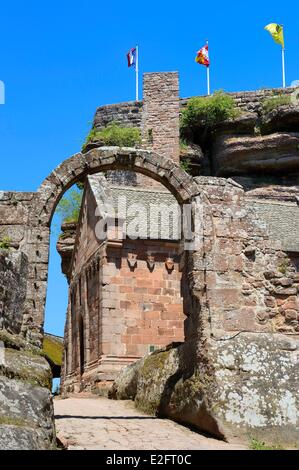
left=142, top=72, right=180, bottom=164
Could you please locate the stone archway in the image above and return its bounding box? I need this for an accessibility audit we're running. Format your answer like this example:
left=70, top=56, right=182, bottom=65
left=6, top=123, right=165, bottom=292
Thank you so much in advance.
left=22, top=147, right=202, bottom=346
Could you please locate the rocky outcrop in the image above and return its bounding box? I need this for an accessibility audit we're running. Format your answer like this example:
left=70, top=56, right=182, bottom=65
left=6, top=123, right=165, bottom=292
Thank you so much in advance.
left=261, top=106, right=299, bottom=134
left=111, top=335, right=299, bottom=447
left=56, top=222, right=77, bottom=282
left=180, top=142, right=208, bottom=175
left=0, top=251, right=56, bottom=450
left=0, top=330, right=56, bottom=450
left=0, top=251, right=28, bottom=335
left=213, top=132, right=299, bottom=176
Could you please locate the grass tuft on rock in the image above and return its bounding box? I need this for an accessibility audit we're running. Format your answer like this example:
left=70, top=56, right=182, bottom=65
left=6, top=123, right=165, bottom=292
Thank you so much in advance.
left=262, top=94, right=291, bottom=114
left=250, top=438, right=284, bottom=450
left=82, top=122, right=141, bottom=151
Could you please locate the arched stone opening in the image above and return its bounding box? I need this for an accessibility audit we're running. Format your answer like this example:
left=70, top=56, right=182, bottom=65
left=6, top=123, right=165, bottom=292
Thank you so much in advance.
left=23, top=147, right=203, bottom=353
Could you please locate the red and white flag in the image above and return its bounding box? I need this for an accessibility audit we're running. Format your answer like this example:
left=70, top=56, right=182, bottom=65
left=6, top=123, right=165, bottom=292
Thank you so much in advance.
left=195, top=44, right=210, bottom=67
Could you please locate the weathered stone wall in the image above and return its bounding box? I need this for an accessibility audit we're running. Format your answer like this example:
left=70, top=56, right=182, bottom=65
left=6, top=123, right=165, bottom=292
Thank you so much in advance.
left=94, top=101, right=142, bottom=131
left=0, top=191, right=36, bottom=248
left=193, top=176, right=299, bottom=336
left=0, top=251, right=28, bottom=335
left=93, top=87, right=294, bottom=132
left=248, top=200, right=299, bottom=253
left=142, top=72, right=180, bottom=163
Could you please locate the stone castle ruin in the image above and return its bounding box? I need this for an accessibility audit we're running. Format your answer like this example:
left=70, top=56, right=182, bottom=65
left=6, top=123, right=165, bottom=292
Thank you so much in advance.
left=0, top=72, right=298, bottom=449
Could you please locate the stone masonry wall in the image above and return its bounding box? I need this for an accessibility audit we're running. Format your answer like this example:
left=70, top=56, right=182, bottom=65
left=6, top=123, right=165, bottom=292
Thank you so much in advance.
left=104, top=240, right=184, bottom=358
left=142, top=73, right=180, bottom=163
left=93, top=87, right=294, bottom=132
left=0, top=191, right=36, bottom=249
left=93, top=101, right=142, bottom=131
left=193, top=176, right=299, bottom=337
left=0, top=251, right=28, bottom=335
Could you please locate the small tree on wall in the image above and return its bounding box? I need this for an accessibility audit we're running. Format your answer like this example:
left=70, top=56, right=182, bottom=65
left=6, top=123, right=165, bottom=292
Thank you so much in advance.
left=56, top=187, right=83, bottom=225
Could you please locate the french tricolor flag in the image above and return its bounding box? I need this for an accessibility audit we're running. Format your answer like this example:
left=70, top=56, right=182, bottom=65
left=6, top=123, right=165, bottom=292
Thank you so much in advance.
left=127, top=48, right=136, bottom=68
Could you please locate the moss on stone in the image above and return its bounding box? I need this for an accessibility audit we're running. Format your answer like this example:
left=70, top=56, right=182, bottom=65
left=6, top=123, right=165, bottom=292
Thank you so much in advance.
left=43, top=335, right=63, bottom=368
left=139, top=350, right=171, bottom=381
left=135, top=397, right=160, bottom=416
left=0, top=330, right=42, bottom=356
left=0, top=330, right=23, bottom=350
left=0, top=348, right=52, bottom=390
left=0, top=415, right=29, bottom=427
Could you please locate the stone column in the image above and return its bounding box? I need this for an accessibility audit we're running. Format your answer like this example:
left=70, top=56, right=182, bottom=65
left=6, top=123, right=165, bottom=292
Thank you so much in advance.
left=142, top=72, right=180, bottom=164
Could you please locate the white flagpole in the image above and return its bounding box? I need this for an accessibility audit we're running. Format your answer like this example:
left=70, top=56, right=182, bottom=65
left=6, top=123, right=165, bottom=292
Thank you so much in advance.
left=135, top=45, right=139, bottom=101
left=282, top=47, right=286, bottom=88
left=206, top=40, right=210, bottom=95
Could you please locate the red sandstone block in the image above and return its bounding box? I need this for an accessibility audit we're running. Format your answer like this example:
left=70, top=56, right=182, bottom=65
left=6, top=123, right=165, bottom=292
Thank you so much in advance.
left=109, top=277, right=122, bottom=285
left=124, top=277, right=134, bottom=285
left=158, top=295, right=172, bottom=304
left=121, top=334, right=132, bottom=344
left=140, top=335, right=156, bottom=344
left=125, top=293, right=144, bottom=303
left=126, top=327, right=139, bottom=335
left=137, top=279, right=153, bottom=288
left=126, top=344, right=139, bottom=355
left=135, top=287, right=148, bottom=294
left=166, top=304, right=183, bottom=314
left=162, top=288, right=175, bottom=296
left=120, top=285, right=133, bottom=293
left=152, top=302, right=164, bottom=310
left=131, top=334, right=143, bottom=344
left=158, top=328, right=175, bottom=336
left=120, top=300, right=131, bottom=309
left=148, top=288, right=162, bottom=295
left=145, top=311, right=161, bottom=320
left=150, top=271, right=164, bottom=280
left=167, top=320, right=183, bottom=328
left=153, top=280, right=166, bottom=288
left=159, top=337, right=175, bottom=345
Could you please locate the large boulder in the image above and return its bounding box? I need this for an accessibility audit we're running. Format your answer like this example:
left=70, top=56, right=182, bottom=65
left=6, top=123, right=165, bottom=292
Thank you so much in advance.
left=0, top=330, right=56, bottom=449
left=111, top=334, right=299, bottom=447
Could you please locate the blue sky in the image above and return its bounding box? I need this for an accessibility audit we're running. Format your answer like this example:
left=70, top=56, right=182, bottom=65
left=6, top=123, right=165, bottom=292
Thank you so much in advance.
left=0, top=0, right=298, bottom=336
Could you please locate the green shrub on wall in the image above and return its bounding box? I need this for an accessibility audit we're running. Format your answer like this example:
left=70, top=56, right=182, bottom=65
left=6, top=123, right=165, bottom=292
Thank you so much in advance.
left=0, top=236, right=11, bottom=250
left=262, top=94, right=291, bottom=114
left=82, top=122, right=141, bottom=151
left=180, top=91, right=239, bottom=132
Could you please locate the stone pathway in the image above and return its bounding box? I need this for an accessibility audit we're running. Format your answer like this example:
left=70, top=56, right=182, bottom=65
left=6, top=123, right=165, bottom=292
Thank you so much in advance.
left=54, top=397, right=247, bottom=450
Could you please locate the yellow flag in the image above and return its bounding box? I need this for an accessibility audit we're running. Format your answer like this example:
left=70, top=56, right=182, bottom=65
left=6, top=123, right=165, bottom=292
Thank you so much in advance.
left=265, top=23, right=285, bottom=48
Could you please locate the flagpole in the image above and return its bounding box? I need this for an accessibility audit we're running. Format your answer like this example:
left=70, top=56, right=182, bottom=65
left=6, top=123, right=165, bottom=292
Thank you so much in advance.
left=136, top=45, right=139, bottom=101
left=206, top=40, right=210, bottom=95
left=282, top=47, right=286, bottom=88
